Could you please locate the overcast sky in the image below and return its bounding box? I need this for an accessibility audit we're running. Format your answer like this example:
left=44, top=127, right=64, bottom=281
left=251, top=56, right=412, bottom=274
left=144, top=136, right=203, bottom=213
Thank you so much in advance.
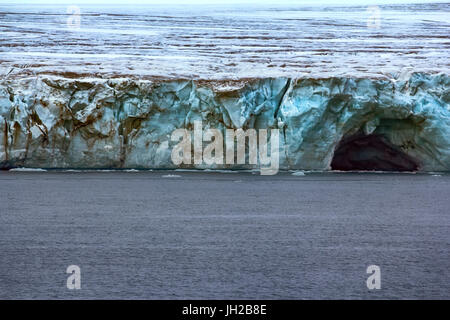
left=2, top=0, right=446, bottom=5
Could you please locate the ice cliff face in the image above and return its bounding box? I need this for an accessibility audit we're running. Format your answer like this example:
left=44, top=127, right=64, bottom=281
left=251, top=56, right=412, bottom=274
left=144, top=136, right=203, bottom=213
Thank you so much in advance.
left=0, top=73, right=449, bottom=171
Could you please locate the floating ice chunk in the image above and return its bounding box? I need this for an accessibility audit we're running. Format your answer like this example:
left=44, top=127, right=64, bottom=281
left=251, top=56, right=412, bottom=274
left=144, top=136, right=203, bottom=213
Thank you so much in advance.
left=162, top=174, right=181, bottom=178
left=204, top=169, right=238, bottom=174
left=292, top=171, right=305, bottom=176
left=9, top=168, right=47, bottom=172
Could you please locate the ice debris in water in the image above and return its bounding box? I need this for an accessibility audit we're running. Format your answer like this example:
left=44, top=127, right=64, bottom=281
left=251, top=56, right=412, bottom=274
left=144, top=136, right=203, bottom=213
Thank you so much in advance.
left=9, top=168, right=47, bottom=172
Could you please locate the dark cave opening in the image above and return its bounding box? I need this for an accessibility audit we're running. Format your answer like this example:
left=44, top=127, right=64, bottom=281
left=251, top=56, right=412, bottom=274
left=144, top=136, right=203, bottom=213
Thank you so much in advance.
left=330, top=133, right=419, bottom=172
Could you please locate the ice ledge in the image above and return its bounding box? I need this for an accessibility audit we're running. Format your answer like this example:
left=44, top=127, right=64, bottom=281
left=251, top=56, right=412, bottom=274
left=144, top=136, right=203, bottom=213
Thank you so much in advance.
left=0, top=73, right=449, bottom=171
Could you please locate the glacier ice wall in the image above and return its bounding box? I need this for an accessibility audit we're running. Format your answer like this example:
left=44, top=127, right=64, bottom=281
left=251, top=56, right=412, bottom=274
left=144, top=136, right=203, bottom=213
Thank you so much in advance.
left=0, top=74, right=449, bottom=171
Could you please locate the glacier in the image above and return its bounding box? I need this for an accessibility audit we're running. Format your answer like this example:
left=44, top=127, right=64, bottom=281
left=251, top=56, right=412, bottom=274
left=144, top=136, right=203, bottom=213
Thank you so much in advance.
left=0, top=73, right=449, bottom=171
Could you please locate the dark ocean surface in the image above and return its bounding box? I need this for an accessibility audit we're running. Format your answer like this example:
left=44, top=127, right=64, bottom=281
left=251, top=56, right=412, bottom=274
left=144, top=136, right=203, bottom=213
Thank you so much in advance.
left=0, top=171, right=448, bottom=299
